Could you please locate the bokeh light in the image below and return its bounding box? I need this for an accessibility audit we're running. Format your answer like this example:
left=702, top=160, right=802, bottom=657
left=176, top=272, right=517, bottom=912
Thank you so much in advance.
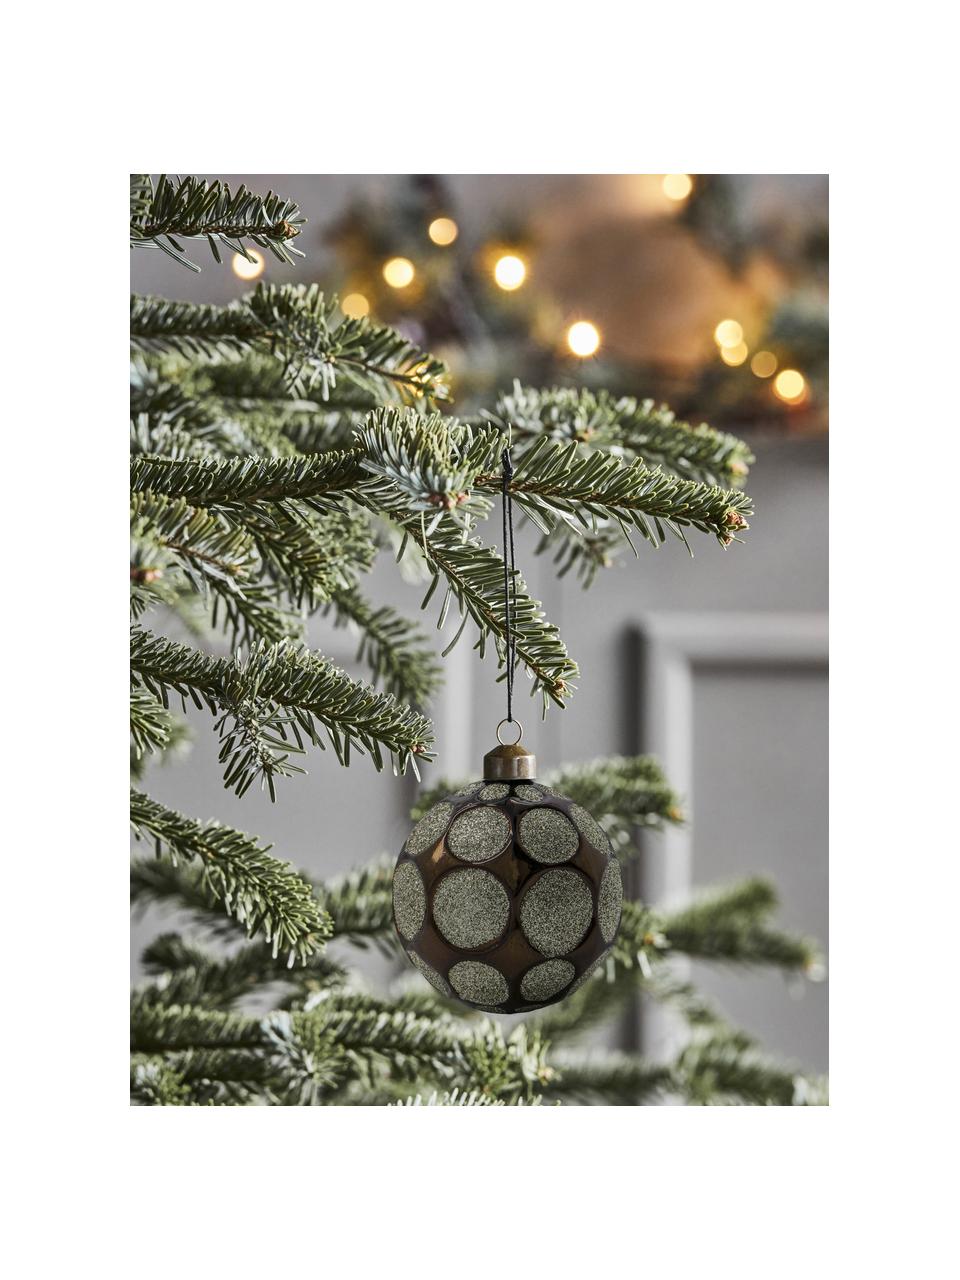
left=231, top=249, right=265, bottom=281
left=494, top=254, right=527, bottom=290
left=662, top=174, right=694, bottom=202
left=750, top=350, right=778, bottom=378
left=382, top=257, right=415, bottom=288
left=428, top=217, right=458, bottom=246
left=773, top=369, right=807, bottom=402
left=721, top=341, right=749, bottom=367
left=341, top=293, right=370, bottom=319
left=566, top=321, right=601, bottom=357
left=714, top=319, right=744, bottom=349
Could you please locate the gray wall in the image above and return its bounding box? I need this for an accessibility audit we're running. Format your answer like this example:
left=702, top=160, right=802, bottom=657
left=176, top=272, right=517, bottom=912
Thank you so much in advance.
left=132, top=175, right=828, bottom=1077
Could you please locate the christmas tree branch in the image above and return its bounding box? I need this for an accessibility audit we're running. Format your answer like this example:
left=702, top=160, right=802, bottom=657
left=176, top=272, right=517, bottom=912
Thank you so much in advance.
left=661, top=880, right=821, bottom=973
left=324, top=586, right=443, bottom=708
left=130, top=790, right=331, bottom=961
left=674, top=1031, right=828, bottom=1106
left=130, top=684, right=180, bottom=759
left=130, top=174, right=304, bottom=272
left=140, top=933, right=345, bottom=1010
left=543, top=1053, right=673, bottom=1105
left=489, top=436, right=753, bottom=552
left=486, top=383, right=754, bottom=487
left=130, top=626, right=434, bottom=795
left=319, top=860, right=397, bottom=949
left=398, top=513, right=579, bottom=710
left=130, top=285, right=450, bottom=403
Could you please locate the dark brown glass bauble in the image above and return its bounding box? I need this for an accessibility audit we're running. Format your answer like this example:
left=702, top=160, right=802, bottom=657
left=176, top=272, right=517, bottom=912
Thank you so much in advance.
left=393, top=748, right=622, bottom=1013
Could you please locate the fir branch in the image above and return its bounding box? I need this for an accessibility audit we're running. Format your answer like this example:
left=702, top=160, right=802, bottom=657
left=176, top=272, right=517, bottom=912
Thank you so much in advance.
left=393, top=1088, right=541, bottom=1107
left=130, top=491, right=298, bottom=646
left=130, top=684, right=179, bottom=759
left=398, top=513, right=578, bottom=710
left=533, top=518, right=628, bottom=587
left=130, top=790, right=331, bottom=962
left=543, top=1053, right=672, bottom=1105
left=324, top=586, right=443, bottom=708
left=131, top=858, right=244, bottom=940
left=674, top=1031, right=828, bottom=1106
left=130, top=174, right=304, bottom=272
left=130, top=449, right=365, bottom=508
left=320, top=860, right=397, bottom=949
left=544, top=755, right=684, bottom=850
left=131, top=285, right=450, bottom=403
left=130, top=1056, right=196, bottom=1106
left=141, top=933, right=344, bottom=1009
left=356, top=408, right=501, bottom=521
left=130, top=626, right=434, bottom=794
left=492, top=436, right=753, bottom=552
left=133, top=1049, right=275, bottom=1105
left=131, top=998, right=264, bottom=1052
left=486, top=383, right=754, bottom=487
left=662, top=879, right=821, bottom=973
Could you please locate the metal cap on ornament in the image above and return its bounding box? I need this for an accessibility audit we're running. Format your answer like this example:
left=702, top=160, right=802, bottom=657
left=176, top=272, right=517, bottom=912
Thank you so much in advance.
left=483, top=719, right=536, bottom=781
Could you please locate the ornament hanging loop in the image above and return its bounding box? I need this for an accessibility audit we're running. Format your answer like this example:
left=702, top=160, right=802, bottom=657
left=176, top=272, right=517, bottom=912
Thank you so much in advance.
left=501, top=446, right=518, bottom=725
left=496, top=718, right=523, bottom=746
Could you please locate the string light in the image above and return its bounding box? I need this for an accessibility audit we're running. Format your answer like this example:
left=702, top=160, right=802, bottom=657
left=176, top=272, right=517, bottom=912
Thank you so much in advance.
left=720, top=341, right=749, bottom=367
left=566, top=321, right=601, bottom=357
left=750, top=350, right=778, bottom=378
left=494, top=254, right=527, bottom=290
left=341, top=293, right=370, bottom=319
left=773, top=369, right=807, bottom=403
left=428, top=217, right=458, bottom=246
left=382, top=257, right=415, bottom=288
left=713, top=319, right=744, bottom=349
left=662, top=174, right=694, bottom=202
left=231, top=249, right=265, bottom=281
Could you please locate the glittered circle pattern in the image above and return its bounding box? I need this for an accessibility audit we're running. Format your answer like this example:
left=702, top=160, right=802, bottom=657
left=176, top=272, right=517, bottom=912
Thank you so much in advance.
left=517, top=807, right=580, bottom=864
left=433, top=868, right=510, bottom=949
left=408, top=950, right=452, bottom=997
left=520, top=958, right=575, bottom=1003
left=598, top=860, right=623, bottom=942
left=520, top=868, right=593, bottom=957
left=393, top=861, right=426, bottom=940
left=406, top=802, right=454, bottom=857
left=478, top=783, right=510, bottom=802
left=447, top=806, right=511, bottom=864
left=569, top=803, right=611, bottom=854
left=513, top=784, right=545, bottom=803
left=449, top=960, right=509, bottom=1006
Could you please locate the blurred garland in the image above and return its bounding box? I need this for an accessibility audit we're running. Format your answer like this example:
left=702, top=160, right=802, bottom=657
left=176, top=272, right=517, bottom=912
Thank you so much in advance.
left=316, top=174, right=827, bottom=433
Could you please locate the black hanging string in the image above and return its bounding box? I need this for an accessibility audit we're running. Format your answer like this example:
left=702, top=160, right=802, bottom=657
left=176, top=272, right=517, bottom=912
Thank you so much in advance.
left=501, top=446, right=518, bottom=724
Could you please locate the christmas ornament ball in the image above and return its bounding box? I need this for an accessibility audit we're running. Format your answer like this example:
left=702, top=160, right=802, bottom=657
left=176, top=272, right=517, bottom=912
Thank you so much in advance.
left=393, top=737, right=622, bottom=1013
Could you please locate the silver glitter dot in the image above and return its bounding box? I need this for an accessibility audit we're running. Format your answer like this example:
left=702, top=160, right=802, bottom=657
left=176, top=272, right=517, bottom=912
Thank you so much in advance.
left=568, top=953, right=608, bottom=994
left=479, top=783, right=510, bottom=802
left=569, top=803, right=611, bottom=854
left=433, top=869, right=510, bottom=949
left=520, top=868, right=593, bottom=957
left=449, top=960, right=508, bottom=1006
left=393, top=861, right=426, bottom=940
left=406, top=802, right=454, bottom=856
left=598, top=860, right=623, bottom=942
left=453, top=782, right=483, bottom=798
left=447, top=806, right=511, bottom=863
left=517, top=807, right=580, bottom=864
left=408, top=950, right=451, bottom=996
left=513, top=784, right=545, bottom=803
left=520, top=958, right=575, bottom=1003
